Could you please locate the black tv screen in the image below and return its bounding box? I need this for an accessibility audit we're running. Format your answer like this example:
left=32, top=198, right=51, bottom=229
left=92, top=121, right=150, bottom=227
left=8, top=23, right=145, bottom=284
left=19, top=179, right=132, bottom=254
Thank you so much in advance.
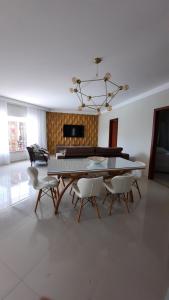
left=63, top=125, right=84, bottom=137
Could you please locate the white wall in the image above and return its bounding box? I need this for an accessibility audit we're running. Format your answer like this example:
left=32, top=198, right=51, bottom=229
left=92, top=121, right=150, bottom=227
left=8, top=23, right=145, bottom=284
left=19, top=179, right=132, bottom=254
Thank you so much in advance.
left=98, top=88, right=169, bottom=175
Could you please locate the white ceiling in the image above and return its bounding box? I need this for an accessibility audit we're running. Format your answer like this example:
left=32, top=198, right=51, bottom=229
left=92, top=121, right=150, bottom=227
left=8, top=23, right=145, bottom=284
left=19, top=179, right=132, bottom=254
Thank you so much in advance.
left=0, top=0, right=169, bottom=111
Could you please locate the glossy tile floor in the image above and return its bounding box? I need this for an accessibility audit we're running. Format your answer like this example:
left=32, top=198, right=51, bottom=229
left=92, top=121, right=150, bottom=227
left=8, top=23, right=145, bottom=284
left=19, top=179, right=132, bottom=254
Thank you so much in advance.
left=154, top=172, right=169, bottom=188
left=0, top=160, right=169, bottom=300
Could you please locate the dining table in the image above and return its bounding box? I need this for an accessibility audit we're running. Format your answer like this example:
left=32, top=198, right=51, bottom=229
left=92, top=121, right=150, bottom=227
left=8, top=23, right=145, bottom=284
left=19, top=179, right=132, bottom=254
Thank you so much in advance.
left=47, top=157, right=145, bottom=214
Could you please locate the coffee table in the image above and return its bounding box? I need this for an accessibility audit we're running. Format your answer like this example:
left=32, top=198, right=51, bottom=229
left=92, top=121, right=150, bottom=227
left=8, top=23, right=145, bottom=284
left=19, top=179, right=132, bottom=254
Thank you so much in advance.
left=48, top=157, right=145, bottom=214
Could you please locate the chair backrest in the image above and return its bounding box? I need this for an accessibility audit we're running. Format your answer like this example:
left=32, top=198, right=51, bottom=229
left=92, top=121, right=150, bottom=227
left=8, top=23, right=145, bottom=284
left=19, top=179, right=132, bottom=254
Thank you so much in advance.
left=27, top=167, right=39, bottom=189
left=111, top=175, right=133, bottom=193
left=131, top=161, right=146, bottom=178
left=77, top=176, right=104, bottom=198
left=26, top=146, right=35, bottom=162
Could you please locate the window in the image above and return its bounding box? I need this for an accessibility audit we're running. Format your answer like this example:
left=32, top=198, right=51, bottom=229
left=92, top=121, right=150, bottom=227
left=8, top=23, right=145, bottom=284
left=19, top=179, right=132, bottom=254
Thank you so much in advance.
left=8, top=116, right=27, bottom=152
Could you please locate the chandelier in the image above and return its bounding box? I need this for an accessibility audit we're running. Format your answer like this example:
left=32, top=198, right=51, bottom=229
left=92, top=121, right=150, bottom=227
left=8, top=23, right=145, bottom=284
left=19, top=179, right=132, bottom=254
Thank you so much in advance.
left=70, top=57, right=129, bottom=113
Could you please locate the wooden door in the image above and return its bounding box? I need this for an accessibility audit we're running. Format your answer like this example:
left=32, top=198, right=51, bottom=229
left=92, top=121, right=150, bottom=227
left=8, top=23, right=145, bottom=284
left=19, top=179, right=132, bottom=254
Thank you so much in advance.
left=109, top=118, right=118, bottom=147
left=148, top=106, right=169, bottom=179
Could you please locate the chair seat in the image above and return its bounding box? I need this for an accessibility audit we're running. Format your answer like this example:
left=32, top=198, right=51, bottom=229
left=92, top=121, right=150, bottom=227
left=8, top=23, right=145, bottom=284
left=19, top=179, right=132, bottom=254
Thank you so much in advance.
left=42, top=176, right=58, bottom=183
left=35, top=178, right=59, bottom=190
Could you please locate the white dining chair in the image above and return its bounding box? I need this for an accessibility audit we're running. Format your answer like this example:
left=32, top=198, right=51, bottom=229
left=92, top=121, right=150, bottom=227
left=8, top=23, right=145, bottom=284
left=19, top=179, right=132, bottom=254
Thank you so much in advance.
left=131, top=161, right=145, bottom=198
left=104, top=174, right=134, bottom=215
left=27, top=167, right=60, bottom=213
left=71, top=176, right=104, bottom=222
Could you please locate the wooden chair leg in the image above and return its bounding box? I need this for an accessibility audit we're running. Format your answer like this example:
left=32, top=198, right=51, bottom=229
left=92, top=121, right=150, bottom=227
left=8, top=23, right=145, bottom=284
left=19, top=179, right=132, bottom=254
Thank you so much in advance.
left=108, top=194, right=115, bottom=216
left=123, top=195, right=130, bottom=213
left=102, top=192, right=108, bottom=204
left=56, top=186, right=60, bottom=199
left=72, top=192, right=75, bottom=204
left=74, top=197, right=79, bottom=208
left=69, top=186, right=73, bottom=195
left=35, top=189, right=42, bottom=213
left=109, top=199, right=114, bottom=216
left=53, top=187, right=58, bottom=202
left=77, top=198, right=83, bottom=223
left=135, top=180, right=141, bottom=198
left=61, top=177, right=65, bottom=187
left=93, top=196, right=101, bottom=219
left=129, top=190, right=134, bottom=203
left=50, top=188, right=56, bottom=209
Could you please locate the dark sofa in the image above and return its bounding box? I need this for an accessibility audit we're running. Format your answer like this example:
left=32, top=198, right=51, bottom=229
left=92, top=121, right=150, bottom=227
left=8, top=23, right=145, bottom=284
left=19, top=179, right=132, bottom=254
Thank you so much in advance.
left=56, top=146, right=129, bottom=160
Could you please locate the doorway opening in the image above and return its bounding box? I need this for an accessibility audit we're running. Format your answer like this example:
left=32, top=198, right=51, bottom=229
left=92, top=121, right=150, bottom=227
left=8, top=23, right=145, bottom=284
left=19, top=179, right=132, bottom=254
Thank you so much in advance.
left=109, top=118, right=118, bottom=147
left=148, top=106, right=169, bottom=187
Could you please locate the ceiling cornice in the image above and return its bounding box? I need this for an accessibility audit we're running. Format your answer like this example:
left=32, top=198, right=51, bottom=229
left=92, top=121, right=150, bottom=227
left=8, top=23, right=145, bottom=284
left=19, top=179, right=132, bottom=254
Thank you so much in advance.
left=50, top=108, right=97, bottom=115
left=101, top=81, right=169, bottom=113
left=0, top=95, right=50, bottom=111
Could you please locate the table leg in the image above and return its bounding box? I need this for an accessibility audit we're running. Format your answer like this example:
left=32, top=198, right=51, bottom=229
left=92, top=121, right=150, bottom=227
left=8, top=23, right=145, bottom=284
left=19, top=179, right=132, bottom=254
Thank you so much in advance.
left=55, top=177, right=77, bottom=214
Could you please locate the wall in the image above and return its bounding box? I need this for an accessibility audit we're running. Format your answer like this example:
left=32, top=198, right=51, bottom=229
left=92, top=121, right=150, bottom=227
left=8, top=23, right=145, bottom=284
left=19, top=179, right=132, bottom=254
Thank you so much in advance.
left=98, top=88, right=169, bottom=175
left=47, top=112, right=98, bottom=154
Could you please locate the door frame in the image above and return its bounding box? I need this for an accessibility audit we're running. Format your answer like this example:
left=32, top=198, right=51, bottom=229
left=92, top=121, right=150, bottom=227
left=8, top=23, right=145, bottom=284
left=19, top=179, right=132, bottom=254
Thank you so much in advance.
left=148, top=105, right=169, bottom=179
left=109, top=118, right=118, bottom=147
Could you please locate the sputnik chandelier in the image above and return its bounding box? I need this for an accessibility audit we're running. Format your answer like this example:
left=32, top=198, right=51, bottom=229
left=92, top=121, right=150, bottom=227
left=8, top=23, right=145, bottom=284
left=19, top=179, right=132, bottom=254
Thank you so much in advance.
left=70, top=57, right=129, bottom=113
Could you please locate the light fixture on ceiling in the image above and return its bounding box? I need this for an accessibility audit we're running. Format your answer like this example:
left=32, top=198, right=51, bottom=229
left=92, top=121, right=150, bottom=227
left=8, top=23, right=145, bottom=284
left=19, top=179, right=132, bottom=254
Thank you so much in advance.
left=69, top=57, right=129, bottom=114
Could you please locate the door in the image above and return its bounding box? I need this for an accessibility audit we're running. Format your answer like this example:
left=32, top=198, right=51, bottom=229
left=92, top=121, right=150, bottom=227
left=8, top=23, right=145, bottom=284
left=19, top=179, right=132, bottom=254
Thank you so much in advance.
left=148, top=106, right=169, bottom=179
left=109, top=118, right=118, bottom=147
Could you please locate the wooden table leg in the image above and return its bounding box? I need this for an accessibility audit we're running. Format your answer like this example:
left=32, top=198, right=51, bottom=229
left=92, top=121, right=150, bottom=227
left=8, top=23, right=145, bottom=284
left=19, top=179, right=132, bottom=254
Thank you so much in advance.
left=55, top=177, right=77, bottom=214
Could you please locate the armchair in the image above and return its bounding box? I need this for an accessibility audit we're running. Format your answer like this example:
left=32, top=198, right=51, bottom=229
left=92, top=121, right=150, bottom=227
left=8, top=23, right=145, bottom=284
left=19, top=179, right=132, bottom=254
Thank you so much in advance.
left=26, top=144, right=49, bottom=166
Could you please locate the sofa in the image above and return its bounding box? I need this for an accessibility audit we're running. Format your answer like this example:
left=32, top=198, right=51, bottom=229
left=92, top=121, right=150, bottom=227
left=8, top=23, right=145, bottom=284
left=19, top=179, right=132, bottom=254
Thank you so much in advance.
left=56, top=146, right=129, bottom=160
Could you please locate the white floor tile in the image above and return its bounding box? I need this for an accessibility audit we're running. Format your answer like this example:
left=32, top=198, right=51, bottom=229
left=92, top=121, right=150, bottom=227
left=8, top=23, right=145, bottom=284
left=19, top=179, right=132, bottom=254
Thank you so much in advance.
left=0, top=260, right=20, bottom=299
left=4, top=282, right=39, bottom=300
left=0, top=217, right=53, bottom=278
left=0, top=161, right=169, bottom=300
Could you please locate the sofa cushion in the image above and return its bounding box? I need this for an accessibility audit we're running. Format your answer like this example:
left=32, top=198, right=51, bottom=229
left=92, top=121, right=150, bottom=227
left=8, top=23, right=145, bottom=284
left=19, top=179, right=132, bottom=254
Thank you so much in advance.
left=95, top=147, right=123, bottom=157
left=56, top=146, right=95, bottom=157
left=67, top=147, right=95, bottom=157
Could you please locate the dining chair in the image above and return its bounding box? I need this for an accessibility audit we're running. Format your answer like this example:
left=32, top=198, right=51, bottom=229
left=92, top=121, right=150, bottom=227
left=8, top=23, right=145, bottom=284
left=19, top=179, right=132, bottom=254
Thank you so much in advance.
left=27, top=167, right=60, bottom=213
left=70, top=172, right=108, bottom=199
left=131, top=161, right=145, bottom=198
left=104, top=174, right=134, bottom=215
left=71, top=176, right=104, bottom=222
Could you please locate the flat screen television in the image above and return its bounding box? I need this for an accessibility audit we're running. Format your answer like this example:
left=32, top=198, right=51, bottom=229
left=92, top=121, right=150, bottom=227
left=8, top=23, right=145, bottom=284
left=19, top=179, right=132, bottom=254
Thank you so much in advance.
left=63, top=124, right=84, bottom=137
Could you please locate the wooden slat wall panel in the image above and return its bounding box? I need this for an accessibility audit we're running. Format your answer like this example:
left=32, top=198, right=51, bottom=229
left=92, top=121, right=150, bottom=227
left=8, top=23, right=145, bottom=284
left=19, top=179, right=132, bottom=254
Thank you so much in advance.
left=46, top=112, right=98, bottom=154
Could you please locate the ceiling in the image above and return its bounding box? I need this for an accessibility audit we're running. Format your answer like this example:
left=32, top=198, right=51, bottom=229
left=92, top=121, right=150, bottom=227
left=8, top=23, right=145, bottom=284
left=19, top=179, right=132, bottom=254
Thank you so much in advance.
left=0, top=0, right=169, bottom=111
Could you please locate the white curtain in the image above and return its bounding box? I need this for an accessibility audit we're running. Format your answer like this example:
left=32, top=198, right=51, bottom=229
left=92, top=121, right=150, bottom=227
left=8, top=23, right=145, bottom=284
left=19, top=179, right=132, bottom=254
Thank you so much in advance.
left=0, top=99, right=10, bottom=165
left=27, top=107, right=47, bottom=148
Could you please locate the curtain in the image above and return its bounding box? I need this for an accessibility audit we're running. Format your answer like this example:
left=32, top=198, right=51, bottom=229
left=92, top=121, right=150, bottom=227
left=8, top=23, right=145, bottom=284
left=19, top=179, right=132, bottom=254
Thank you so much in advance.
left=27, top=107, right=47, bottom=148
left=0, top=99, right=10, bottom=165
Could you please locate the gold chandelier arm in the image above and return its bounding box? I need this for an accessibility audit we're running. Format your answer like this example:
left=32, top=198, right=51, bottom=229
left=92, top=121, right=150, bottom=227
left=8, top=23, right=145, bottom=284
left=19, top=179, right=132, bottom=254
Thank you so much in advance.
left=87, top=104, right=103, bottom=107
left=87, top=106, right=97, bottom=110
left=78, top=83, right=84, bottom=104
left=76, top=92, right=83, bottom=104
left=105, top=80, right=108, bottom=104
left=107, top=88, right=120, bottom=104
left=80, top=78, right=103, bottom=83
left=78, top=91, right=90, bottom=98
left=91, top=94, right=107, bottom=98
left=107, top=80, right=121, bottom=88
